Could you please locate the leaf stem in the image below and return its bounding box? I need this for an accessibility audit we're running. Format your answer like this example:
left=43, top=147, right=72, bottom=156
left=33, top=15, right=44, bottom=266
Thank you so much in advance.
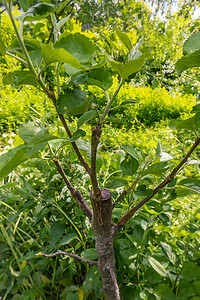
left=100, top=77, right=124, bottom=124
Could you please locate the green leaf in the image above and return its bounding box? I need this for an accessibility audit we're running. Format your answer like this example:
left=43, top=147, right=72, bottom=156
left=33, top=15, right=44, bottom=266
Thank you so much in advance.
left=194, top=112, right=200, bottom=136
left=18, top=0, right=31, bottom=12
left=169, top=116, right=195, bottom=132
left=69, top=129, right=86, bottom=142
left=81, top=248, right=98, bottom=260
left=55, top=33, right=99, bottom=64
left=183, top=31, right=200, bottom=55
left=57, top=87, right=89, bottom=116
left=29, top=49, right=42, bottom=68
left=178, top=178, right=200, bottom=194
left=17, top=3, right=55, bottom=21
left=110, top=56, right=146, bottom=78
left=140, top=162, right=168, bottom=176
left=8, top=38, right=41, bottom=54
left=106, top=178, right=128, bottom=189
left=41, top=43, right=84, bottom=69
left=87, top=69, right=113, bottom=91
left=148, top=257, right=168, bottom=277
left=155, top=140, right=162, bottom=158
left=56, top=16, right=70, bottom=33
left=160, top=242, right=176, bottom=265
left=71, top=73, right=88, bottom=85
left=64, top=63, right=83, bottom=76
left=116, top=29, right=133, bottom=51
left=180, top=261, right=200, bottom=281
left=77, top=110, right=97, bottom=129
left=175, top=50, right=200, bottom=75
left=0, top=37, right=6, bottom=54
left=120, top=157, right=139, bottom=176
left=154, top=283, right=176, bottom=299
left=0, top=145, right=28, bottom=180
left=50, top=221, right=65, bottom=248
left=60, top=233, right=78, bottom=246
left=3, top=71, right=39, bottom=87
left=122, top=144, right=143, bottom=163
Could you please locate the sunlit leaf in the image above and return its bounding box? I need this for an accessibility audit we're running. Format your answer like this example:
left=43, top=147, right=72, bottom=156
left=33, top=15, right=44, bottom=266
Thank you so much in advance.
left=116, top=28, right=133, bottom=50
left=55, top=33, right=99, bottom=64
left=41, top=43, right=84, bottom=69
left=178, top=178, right=200, bottom=194
left=175, top=50, right=200, bottom=75
left=122, top=144, right=143, bottom=163
left=148, top=257, right=168, bottom=277
left=183, top=31, right=200, bottom=55
left=110, top=56, right=146, bottom=78
left=160, top=242, right=176, bottom=265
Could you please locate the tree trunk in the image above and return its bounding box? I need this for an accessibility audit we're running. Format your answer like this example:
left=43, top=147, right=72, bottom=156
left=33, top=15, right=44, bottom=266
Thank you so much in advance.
left=90, top=189, right=120, bottom=300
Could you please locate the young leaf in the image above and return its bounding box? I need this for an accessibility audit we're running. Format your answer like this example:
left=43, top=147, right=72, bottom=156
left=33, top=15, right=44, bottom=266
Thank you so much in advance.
left=175, top=50, right=200, bottom=75
left=41, top=43, right=84, bottom=69
left=122, top=144, right=143, bottom=163
left=183, top=31, right=200, bottom=55
left=17, top=3, right=55, bottom=22
left=160, top=242, right=176, bottom=265
left=148, top=257, right=168, bottom=277
left=110, top=56, right=146, bottom=78
left=116, top=29, right=133, bottom=51
left=77, top=110, right=97, bottom=129
left=87, top=69, right=113, bottom=91
left=155, top=140, right=162, bottom=158
left=120, top=157, right=139, bottom=176
left=57, top=87, right=89, bottom=116
left=54, top=33, right=99, bottom=64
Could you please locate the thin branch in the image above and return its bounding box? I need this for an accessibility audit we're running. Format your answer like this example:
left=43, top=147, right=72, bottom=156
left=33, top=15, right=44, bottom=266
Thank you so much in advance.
left=90, top=125, right=102, bottom=199
left=100, top=77, right=124, bottom=124
left=114, top=175, right=140, bottom=207
left=41, top=250, right=98, bottom=266
left=116, top=137, right=200, bottom=230
left=57, top=0, right=74, bottom=17
left=53, top=158, right=93, bottom=221
left=5, top=51, right=28, bottom=66
left=47, top=90, right=92, bottom=175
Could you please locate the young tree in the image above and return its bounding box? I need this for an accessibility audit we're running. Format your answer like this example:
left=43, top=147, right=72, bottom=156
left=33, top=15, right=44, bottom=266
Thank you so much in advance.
left=0, top=1, right=200, bottom=299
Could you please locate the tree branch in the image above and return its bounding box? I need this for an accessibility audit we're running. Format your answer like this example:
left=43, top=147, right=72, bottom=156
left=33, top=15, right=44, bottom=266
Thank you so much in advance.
left=114, top=175, right=140, bottom=207
left=90, top=125, right=102, bottom=199
left=47, top=90, right=92, bottom=176
left=41, top=250, right=98, bottom=266
left=116, top=137, right=200, bottom=230
left=53, top=158, right=93, bottom=221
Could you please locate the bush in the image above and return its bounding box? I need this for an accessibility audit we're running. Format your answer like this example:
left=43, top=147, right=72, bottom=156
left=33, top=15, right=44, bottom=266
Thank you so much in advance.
left=89, top=78, right=195, bottom=128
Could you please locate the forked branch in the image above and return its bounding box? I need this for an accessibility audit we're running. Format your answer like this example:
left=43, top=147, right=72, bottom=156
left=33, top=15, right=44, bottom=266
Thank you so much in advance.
left=40, top=250, right=98, bottom=266
left=117, top=137, right=200, bottom=230
left=53, top=158, right=93, bottom=221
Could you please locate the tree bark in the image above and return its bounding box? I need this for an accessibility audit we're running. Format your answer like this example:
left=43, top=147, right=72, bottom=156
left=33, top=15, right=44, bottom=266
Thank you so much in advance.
left=90, top=189, right=120, bottom=300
